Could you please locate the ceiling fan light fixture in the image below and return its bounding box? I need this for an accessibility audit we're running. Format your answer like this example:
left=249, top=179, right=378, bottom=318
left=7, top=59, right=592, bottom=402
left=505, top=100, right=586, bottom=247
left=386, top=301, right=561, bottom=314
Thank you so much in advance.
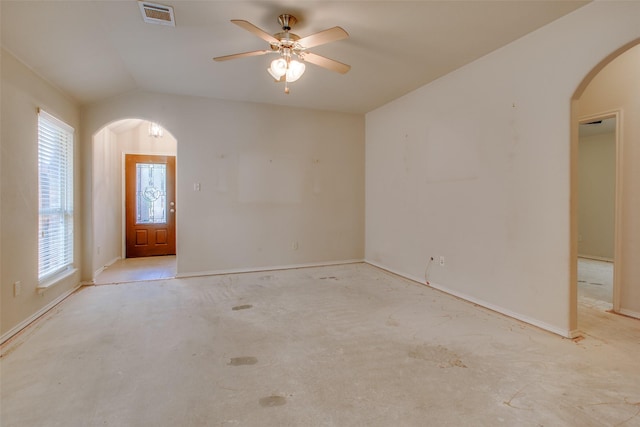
left=267, top=67, right=281, bottom=81
left=285, top=60, right=305, bottom=82
left=268, top=58, right=287, bottom=79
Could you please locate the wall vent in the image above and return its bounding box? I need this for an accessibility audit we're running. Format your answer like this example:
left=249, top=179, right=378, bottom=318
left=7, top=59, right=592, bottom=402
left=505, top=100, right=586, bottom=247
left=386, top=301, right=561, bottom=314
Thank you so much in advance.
left=138, top=1, right=175, bottom=26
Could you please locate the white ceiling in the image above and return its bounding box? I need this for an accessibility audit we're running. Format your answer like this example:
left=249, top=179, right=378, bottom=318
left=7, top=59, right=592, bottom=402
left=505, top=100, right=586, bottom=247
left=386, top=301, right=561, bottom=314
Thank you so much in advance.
left=107, top=118, right=145, bottom=134
left=1, top=1, right=588, bottom=114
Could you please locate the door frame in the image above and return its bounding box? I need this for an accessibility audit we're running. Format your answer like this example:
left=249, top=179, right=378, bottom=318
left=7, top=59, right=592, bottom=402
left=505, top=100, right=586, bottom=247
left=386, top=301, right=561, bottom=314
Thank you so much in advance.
left=576, top=110, right=623, bottom=314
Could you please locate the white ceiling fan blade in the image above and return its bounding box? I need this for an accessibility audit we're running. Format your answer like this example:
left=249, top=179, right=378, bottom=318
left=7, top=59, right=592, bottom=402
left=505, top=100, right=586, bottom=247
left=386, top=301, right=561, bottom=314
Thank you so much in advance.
left=213, top=50, right=272, bottom=62
left=231, top=20, right=279, bottom=45
left=303, top=52, right=351, bottom=74
left=297, top=27, right=349, bottom=48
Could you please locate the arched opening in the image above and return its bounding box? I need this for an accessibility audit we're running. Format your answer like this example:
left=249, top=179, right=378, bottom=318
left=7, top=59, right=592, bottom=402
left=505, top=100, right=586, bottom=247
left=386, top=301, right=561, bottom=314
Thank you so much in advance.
left=91, top=118, right=178, bottom=283
left=571, top=39, right=640, bottom=332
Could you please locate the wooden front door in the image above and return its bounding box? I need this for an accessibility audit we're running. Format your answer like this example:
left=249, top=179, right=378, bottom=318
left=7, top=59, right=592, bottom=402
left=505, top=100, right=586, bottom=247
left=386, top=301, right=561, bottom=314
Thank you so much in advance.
left=125, top=154, right=176, bottom=258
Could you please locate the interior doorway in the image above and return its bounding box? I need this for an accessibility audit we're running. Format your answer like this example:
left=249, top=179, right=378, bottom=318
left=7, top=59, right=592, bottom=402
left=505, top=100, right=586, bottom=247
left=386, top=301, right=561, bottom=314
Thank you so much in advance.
left=570, top=38, right=640, bottom=333
left=577, top=117, right=616, bottom=310
left=91, top=119, right=177, bottom=280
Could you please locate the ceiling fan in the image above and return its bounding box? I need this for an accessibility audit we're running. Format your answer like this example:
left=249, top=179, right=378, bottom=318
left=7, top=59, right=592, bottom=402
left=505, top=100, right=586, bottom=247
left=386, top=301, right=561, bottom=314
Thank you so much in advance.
left=214, top=14, right=351, bottom=94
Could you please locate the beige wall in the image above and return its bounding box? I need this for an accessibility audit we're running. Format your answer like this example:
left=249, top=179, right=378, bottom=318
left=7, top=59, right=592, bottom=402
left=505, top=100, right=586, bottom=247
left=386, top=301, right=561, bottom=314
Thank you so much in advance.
left=578, top=130, right=615, bottom=260
left=82, top=92, right=365, bottom=279
left=576, top=43, right=640, bottom=318
left=365, top=1, right=640, bottom=336
left=1, top=49, right=81, bottom=337
left=92, top=127, right=121, bottom=275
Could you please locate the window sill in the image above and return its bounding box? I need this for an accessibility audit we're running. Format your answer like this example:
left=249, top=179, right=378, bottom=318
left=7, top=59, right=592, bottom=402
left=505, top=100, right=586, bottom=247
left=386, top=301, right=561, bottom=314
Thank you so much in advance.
left=37, top=268, right=78, bottom=294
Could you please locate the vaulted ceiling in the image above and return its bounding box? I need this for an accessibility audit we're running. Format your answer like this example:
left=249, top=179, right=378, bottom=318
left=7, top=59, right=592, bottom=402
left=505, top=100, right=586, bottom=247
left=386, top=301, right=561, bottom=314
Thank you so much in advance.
left=1, top=1, right=588, bottom=114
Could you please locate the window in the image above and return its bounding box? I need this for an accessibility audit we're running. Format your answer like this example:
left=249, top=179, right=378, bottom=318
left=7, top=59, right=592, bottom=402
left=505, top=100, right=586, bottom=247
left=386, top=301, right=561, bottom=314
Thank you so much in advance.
left=38, top=109, right=74, bottom=282
left=136, top=162, right=168, bottom=224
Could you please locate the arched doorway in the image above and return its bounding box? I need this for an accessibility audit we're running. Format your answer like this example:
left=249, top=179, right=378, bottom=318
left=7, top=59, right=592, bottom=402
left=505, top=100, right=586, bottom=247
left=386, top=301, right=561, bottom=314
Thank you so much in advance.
left=91, top=119, right=178, bottom=282
left=571, top=39, right=640, bottom=331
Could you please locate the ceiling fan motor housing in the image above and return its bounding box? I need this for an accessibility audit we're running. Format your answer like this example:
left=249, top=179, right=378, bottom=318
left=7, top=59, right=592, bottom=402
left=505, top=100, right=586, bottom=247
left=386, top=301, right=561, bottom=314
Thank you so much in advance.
left=271, top=14, right=301, bottom=51
left=278, top=14, right=297, bottom=31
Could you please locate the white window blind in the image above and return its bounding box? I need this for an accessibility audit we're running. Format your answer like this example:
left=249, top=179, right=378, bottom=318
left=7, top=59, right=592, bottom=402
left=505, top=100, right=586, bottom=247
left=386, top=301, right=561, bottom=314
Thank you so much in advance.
left=38, top=109, right=74, bottom=282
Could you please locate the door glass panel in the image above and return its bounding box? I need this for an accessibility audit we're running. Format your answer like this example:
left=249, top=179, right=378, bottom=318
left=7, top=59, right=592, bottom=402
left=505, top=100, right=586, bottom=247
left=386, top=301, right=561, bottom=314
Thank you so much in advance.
left=136, top=162, right=167, bottom=224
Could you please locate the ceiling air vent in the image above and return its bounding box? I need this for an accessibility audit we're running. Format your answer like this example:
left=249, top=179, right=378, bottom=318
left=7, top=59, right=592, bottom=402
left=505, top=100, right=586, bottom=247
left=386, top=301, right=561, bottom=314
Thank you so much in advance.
left=138, top=1, right=175, bottom=26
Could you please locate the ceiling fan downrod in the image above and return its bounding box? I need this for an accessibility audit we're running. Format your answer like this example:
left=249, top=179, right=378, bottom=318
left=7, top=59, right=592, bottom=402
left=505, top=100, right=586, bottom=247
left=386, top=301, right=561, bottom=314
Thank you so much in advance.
left=278, top=14, right=297, bottom=32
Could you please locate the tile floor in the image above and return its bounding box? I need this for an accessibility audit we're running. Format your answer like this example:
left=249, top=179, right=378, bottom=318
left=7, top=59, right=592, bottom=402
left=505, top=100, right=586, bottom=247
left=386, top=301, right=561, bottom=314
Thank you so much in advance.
left=93, top=255, right=176, bottom=285
left=577, top=257, right=613, bottom=311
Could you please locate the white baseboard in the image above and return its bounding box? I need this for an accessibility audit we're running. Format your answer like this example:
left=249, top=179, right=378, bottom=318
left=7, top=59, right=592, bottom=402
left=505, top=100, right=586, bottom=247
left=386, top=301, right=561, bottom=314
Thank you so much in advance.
left=93, top=256, right=121, bottom=280
left=1, top=283, right=84, bottom=346
left=176, top=259, right=365, bottom=279
left=364, top=259, right=575, bottom=339
left=618, top=308, right=640, bottom=320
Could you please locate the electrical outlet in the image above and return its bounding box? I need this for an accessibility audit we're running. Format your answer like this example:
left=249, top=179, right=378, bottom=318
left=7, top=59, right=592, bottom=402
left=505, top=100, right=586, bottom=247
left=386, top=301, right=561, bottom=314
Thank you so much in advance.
left=14, top=281, right=21, bottom=297
left=439, top=256, right=445, bottom=267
